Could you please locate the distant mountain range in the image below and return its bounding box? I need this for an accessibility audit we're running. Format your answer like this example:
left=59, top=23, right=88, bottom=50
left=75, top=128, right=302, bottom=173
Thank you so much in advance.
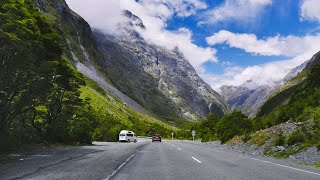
left=220, top=61, right=308, bottom=116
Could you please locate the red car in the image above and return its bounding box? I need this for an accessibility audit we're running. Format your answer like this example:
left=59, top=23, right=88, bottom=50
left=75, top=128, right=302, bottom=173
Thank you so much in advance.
left=152, top=134, right=161, bottom=142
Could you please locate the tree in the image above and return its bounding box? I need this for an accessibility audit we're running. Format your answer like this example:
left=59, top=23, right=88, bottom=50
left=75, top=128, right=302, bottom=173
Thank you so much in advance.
left=215, top=111, right=252, bottom=143
left=0, top=0, right=85, bottom=149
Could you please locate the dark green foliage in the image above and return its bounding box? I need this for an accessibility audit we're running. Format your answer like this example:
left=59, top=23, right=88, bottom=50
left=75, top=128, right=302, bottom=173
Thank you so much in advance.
left=274, top=131, right=285, bottom=146
left=286, top=130, right=306, bottom=146
left=254, top=57, right=320, bottom=131
left=316, top=142, right=320, bottom=150
left=257, top=85, right=297, bottom=117
left=0, top=0, right=93, bottom=149
left=216, top=111, right=251, bottom=143
left=200, top=113, right=219, bottom=135
left=242, top=133, right=250, bottom=143
left=175, top=112, right=252, bottom=143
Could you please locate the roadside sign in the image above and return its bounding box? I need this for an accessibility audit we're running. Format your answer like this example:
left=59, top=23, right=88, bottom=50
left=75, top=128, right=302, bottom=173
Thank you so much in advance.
left=192, top=130, right=196, bottom=141
left=171, top=132, right=174, bottom=140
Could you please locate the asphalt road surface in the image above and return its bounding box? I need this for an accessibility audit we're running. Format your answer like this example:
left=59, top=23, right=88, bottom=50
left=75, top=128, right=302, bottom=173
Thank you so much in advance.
left=1, top=139, right=320, bottom=180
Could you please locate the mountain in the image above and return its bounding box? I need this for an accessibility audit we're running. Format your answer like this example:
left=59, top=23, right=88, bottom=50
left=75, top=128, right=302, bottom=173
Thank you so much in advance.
left=220, top=84, right=278, bottom=116
left=257, top=51, right=320, bottom=118
left=35, top=0, right=228, bottom=120
left=33, top=0, right=161, bottom=116
left=1, top=0, right=181, bottom=150
left=33, top=1, right=229, bottom=121
left=220, top=61, right=307, bottom=116
left=91, top=11, right=228, bottom=120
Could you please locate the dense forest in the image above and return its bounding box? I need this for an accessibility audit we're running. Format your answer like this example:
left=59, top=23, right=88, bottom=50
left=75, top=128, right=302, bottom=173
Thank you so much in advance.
left=176, top=111, right=251, bottom=143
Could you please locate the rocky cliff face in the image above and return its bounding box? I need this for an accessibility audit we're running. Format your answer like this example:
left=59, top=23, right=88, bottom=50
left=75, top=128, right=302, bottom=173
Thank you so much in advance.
left=33, top=0, right=152, bottom=116
left=220, top=85, right=278, bottom=116
left=91, top=10, right=228, bottom=119
left=220, top=61, right=307, bottom=116
left=94, top=32, right=228, bottom=119
left=33, top=2, right=228, bottom=120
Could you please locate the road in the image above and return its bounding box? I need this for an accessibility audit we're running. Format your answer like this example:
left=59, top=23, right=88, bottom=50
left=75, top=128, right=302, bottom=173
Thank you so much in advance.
left=1, top=139, right=320, bottom=180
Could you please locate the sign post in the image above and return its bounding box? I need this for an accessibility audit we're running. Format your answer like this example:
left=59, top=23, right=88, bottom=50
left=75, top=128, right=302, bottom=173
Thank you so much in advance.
left=192, top=130, right=196, bottom=141
left=171, top=132, right=174, bottom=140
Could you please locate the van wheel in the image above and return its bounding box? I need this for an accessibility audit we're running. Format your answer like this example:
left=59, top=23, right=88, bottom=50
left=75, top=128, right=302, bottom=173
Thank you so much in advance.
left=134, top=140, right=137, bottom=143
left=127, top=139, right=130, bottom=143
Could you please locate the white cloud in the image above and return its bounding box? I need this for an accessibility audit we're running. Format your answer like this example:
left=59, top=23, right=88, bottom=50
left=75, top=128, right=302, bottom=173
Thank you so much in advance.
left=203, top=57, right=305, bottom=91
left=66, top=0, right=126, bottom=34
left=200, top=0, right=272, bottom=25
left=300, top=0, right=320, bottom=23
left=206, top=30, right=320, bottom=57
left=66, top=0, right=214, bottom=70
left=204, top=30, right=320, bottom=90
left=66, top=0, right=320, bottom=91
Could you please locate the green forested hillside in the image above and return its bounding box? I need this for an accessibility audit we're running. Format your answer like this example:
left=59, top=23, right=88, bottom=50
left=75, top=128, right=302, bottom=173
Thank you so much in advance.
left=181, top=51, right=320, bottom=147
left=0, top=0, right=86, bottom=147
left=255, top=51, right=320, bottom=129
left=245, top=51, right=320, bottom=151
left=0, top=0, right=175, bottom=151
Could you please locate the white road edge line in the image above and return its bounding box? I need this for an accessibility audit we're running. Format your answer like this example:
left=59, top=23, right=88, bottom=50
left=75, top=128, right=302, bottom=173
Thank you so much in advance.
left=104, top=153, right=136, bottom=180
left=249, top=157, right=320, bottom=176
left=192, top=157, right=202, bottom=163
left=210, top=148, right=320, bottom=176
left=177, top=148, right=182, bottom=150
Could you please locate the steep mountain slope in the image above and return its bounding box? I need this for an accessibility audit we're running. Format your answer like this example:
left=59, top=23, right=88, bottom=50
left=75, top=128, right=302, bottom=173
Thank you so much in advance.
left=220, top=61, right=307, bottom=116
left=29, top=0, right=176, bottom=134
left=257, top=51, right=320, bottom=117
left=35, top=1, right=227, bottom=120
left=92, top=11, right=228, bottom=120
left=33, top=0, right=153, bottom=116
left=220, top=85, right=278, bottom=116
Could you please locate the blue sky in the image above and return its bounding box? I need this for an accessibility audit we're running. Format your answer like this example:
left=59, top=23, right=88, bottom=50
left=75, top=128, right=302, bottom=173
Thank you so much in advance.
left=166, top=0, right=319, bottom=74
left=67, top=0, right=320, bottom=90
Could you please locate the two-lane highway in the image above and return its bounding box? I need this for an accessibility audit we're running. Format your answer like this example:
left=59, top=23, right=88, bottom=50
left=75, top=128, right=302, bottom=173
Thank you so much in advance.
left=112, top=140, right=320, bottom=180
left=1, top=139, right=320, bottom=180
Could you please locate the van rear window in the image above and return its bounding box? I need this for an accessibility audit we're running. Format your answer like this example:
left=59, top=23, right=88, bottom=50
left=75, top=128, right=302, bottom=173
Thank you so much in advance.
left=119, top=134, right=125, bottom=136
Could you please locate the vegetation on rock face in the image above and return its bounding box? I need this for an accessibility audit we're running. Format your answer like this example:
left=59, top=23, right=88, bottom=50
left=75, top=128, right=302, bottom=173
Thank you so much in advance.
left=248, top=54, right=320, bottom=149
left=0, top=0, right=175, bottom=151
left=0, top=0, right=88, bottom=148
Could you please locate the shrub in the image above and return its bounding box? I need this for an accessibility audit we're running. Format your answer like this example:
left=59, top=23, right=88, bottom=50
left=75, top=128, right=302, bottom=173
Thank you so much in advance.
left=316, top=142, right=320, bottom=151
left=242, top=133, right=251, bottom=143
left=286, top=130, right=306, bottom=146
left=274, top=131, right=286, bottom=146
left=249, top=132, right=269, bottom=146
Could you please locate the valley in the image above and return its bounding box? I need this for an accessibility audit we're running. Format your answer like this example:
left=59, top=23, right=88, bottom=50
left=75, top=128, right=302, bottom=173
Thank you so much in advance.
left=1, top=0, right=320, bottom=179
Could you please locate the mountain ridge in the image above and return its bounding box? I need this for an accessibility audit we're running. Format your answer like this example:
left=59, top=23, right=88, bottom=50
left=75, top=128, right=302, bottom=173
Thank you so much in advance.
left=219, top=60, right=308, bottom=116
left=91, top=10, right=228, bottom=120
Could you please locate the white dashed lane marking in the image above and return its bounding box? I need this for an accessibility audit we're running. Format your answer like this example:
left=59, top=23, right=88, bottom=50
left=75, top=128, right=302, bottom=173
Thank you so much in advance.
left=192, top=157, right=202, bottom=164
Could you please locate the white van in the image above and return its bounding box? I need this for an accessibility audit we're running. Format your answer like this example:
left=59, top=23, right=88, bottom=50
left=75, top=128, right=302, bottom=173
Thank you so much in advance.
left=119, top=130, right=137, bottom=143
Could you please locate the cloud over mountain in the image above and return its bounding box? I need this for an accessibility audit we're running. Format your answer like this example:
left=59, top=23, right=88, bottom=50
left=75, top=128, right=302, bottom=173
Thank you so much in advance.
left=66, top=0, right=214, bottom=71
